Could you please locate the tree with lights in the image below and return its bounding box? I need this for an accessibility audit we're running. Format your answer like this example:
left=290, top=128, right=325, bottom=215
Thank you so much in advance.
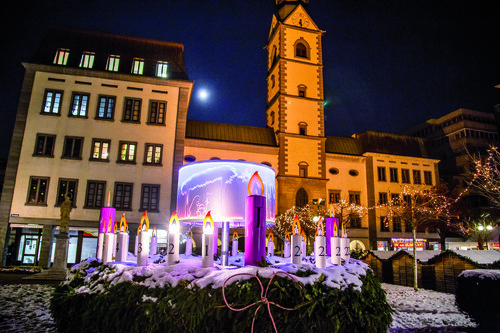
left=328, top=198, right=367, bottom=235
left=379, top=184, right=457, bottom=291
left=459, top=213, right=498, bottom=250
left=466, top=146, right=500, bottom=209
left=272, top=204, right=326, bottom=242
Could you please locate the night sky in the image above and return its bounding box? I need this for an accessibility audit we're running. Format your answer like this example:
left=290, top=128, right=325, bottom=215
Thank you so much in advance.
left=1, top=0, right=499, bottom=159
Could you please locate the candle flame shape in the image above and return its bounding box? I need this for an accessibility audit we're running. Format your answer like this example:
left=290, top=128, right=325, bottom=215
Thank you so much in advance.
left=333, top=218, right=339, bottom=238
left=107, top=216, right=113, bottom=234
left=187, top=229, right=193, bottom=239
left=119, top=213, right=128, bottom=233
left=203, top=211, right=214, bottom=234
left=316, top=217, right=324, bottom=236
left=267, top=230, right=274, bottom=243
left=285, top=230, right=290, bottom=242
left=137, top=211, right=150, bottom=235
left=114, top=221, right=118, bottom=233
left=107, top=189, right=111, bottom=207
left=247, top=171, right=265, bottom=196
left=152, top=225, right=157, bottom=237
left=301, top=229, right=306, bottom=242
left=292, top=215, right=301, bottom=235
left=169, top=211, right=180, bottom=234
left=329, top=203, right=334, bottom=218
left=232, top=230, right=238, bottom=241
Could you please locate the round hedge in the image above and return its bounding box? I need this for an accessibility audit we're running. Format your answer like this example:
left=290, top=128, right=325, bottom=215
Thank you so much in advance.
left=50, top=260, right=392, bottom=333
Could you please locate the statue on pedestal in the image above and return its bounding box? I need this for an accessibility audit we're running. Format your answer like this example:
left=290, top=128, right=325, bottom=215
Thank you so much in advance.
left=60, top=193, right=72, bottom=234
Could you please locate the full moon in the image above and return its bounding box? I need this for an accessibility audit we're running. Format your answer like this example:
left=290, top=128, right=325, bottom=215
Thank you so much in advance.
left=198, top=89, right=209, bottom=101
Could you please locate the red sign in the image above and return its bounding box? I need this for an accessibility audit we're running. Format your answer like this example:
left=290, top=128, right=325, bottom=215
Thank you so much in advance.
left=392, top=238, right=425, bottom=248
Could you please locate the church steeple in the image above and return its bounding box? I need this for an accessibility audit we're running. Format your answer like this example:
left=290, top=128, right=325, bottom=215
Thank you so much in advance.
left=267, top=0, right=327, bottom=214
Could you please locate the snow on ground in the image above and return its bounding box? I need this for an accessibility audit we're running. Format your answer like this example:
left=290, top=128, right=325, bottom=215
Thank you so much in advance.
left=0, top=281, right=477, bottom=332
left=0, top=284, right=56, bottom=332
left=384, top=283, right=476, bottom=332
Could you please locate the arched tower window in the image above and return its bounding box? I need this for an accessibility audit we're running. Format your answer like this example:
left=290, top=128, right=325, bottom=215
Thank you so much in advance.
left=298, top=122, right=307, bottom=135
left=298, top=84, right=307, bottom=97
left=296, top=188, right=308, bottom=207
left=294, top=38, right=310, bottom=59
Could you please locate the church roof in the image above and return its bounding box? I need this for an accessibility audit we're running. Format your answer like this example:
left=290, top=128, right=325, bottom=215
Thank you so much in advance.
left=325, top=136, right=363, bottom=155
left=185, top=120, right=277, bottom=147
left=31, top=26, right=189, bottom=80
left=354, top=131, right=430, bottom=158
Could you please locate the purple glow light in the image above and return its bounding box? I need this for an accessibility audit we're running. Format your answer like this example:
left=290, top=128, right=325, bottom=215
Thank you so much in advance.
left=177, top=160, right=275, bottom=226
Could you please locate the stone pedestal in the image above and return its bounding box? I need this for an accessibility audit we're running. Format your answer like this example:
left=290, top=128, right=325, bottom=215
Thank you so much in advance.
left=25, top=232, right=69, bottom=282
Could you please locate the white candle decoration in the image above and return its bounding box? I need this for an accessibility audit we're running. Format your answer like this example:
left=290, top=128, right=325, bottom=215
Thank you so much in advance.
left=103, top=233, right=115, bottom=264
left=291, top=234, right=302, bottom=264
left=284, top=240, right=291, bottom=258
left=116, top=232, right=129, bottom=262
left=137, top=229, right=150, bottom=266
left=341, top=237, right=351, bottom=264
left=331, top=237, right=341, bottom=265
left=202, top=212, right=215, bottom=268
left=301, top=240, right=306, bottom=259
left=97, top=233, right=104, bottom=261
left=315, top=235, right=327, bottom=268
left=150, top=235, right=158, bottom=255
left=185, top=238, right=193, bottom=256
left=232, top=239, right=238, bottom=256
left=267, top=240, right=274, bottom=257
left=134, top=235, right=138, bottom=257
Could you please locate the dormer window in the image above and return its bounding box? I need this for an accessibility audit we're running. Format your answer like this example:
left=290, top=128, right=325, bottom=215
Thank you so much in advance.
left=131, top=58, right=144, bottom=75
left=156, top=61, right=168, bottom=78
left=79, top=52, right=95, bottom=68
left=106, top=55, right=120, bottom=71
left=53, top=48, right=70, bottom=65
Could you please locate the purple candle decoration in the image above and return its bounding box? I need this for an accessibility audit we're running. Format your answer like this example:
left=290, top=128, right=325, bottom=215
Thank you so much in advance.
left=325, top=203, right=337, bottom=256
left=99, top=190, right=116, bottom=233
left=244, top=172, right=267, bottom=266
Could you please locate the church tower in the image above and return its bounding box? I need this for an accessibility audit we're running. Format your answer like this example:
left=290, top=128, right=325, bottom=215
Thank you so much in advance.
left=267, top=0, right=327, bottom=214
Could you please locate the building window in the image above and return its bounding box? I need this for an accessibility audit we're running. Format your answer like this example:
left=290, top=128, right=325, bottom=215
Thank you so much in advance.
left=118, top=141, right=137, bottom=163
left=401, top=169, right=410, bottom=184
left=389, top=168, right=398, bottom=183
left=131, top=58, right=144, bottom=75
left=114, top=182, right=133, bottom=210
left=380, top=217, right=390, bottom=232
left=424, top=171, right=433, bottom=185
left=377, top=167, right=386, bottom=181
left=148, top=101, right=166, bottom=125
left=42, top=90, right=63, bottom=115
left=96, top=96, right=115, bottom=120
left=84, top=180, right=106, bottom=209
left=295, top=42, right=307, bottom=58
left=69, top=92, right=89, bottom=117
left=349, top=192, right=361, bottom=205
left=393, top=217, right=402, bottom=232
left=123, top=98, right=141, bottom=122
left=299, top=122, right=307, bottom=135
left=106, top=55, right=120, bottom=71
left=349, top=214, right=362, bottom=228
left=79, top=51, right=95, bottom=68
left=140, top=184, right=160, bottom=212
left=33, top=134, right=56, bottom=157
left=53, top=48, right=69, bottom=65
left=90, top=139, right=110, bottom=161
left=156, top=61, right=168, bottom=78
left=329, top=191, right=340, bottom=204
left=379, top=192, right=388, bottom=205
left=298, top=85, right=307, bottom=97
left=299, top=162, right=308, bottom=177
left=413, top=170, right=422, bottom=184
left=144, top=144, right=162, bottom=165
left=56, top=179, right=78, bottom=206
left=62, top=136, right=83, bottom=159
left=27, top=177, right=49, bottom=205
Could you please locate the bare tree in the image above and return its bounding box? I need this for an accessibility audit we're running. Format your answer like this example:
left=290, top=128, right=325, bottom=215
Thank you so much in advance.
left=329, top=198, right=367, bottom=236
left=380, top=184, right=457, bottom=291
left=466, top=146, right=500, bottom=209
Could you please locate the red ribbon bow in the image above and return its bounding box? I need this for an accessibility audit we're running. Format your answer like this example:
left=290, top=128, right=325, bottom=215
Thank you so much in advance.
left=222, top=271, right=302, bottom=333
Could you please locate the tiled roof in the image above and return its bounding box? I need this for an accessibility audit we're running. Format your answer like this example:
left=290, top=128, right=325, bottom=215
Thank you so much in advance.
left=31, top=26, right=189, bottom=80
left=325, top=136, right=363, bottom=155
left=185, top=120, right=277, bottom=147
left=354, top=131, right=429, bottom=158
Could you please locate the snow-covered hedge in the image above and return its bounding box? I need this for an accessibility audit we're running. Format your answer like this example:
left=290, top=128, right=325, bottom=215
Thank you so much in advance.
left=456, top=269, right=500, bottom=330
left=50, top=258, right=392, bottom=332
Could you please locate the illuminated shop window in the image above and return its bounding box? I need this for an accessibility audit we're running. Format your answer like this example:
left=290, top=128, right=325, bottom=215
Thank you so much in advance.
left=42, top=90, right=63, bottom=114
left=144, top=143, right=162, bottom=165
left=148, top=101, right=166, bottom=124
left=118, top=141, right=137, bottom=163
left=96, top=96, right=115, bottom=120
left=90, top=138, right=110, bottom=161
left=69, top=92, right=89, bottom=117
left=123, top=98, right=141, bottom=122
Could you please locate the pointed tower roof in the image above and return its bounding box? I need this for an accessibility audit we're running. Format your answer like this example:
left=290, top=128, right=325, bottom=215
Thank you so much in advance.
left=275, top=0, right=310, bottom=21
